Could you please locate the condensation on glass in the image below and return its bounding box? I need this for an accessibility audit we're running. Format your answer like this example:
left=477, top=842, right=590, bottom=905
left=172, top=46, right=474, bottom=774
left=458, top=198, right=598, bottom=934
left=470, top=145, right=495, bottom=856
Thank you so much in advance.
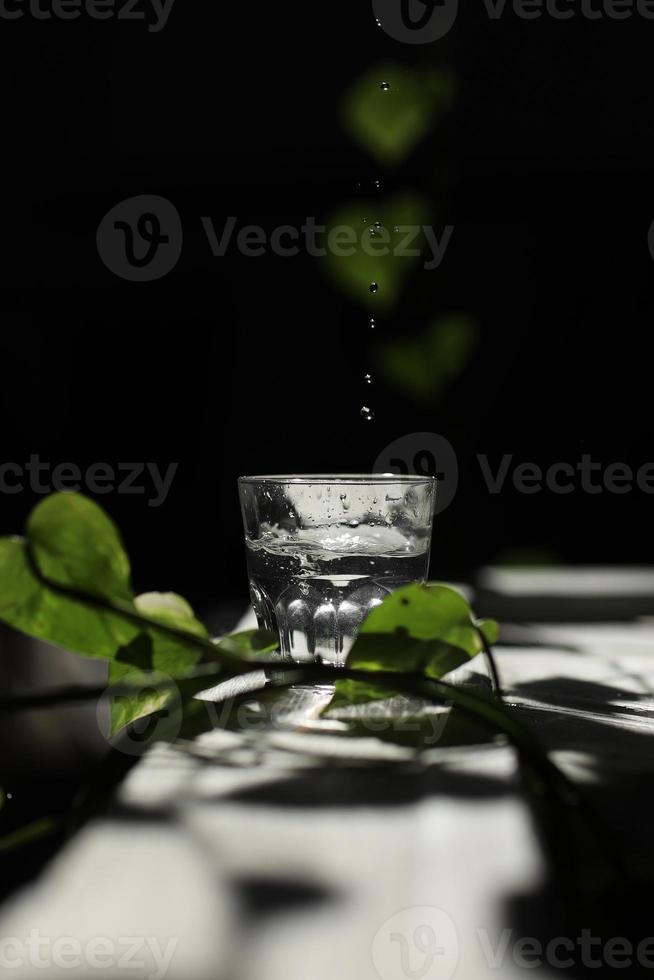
left=239, top=475, right=436, bottom=667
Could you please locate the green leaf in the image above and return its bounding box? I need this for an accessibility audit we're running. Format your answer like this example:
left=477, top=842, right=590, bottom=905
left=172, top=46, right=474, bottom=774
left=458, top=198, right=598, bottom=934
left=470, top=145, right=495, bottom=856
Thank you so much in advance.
left=0, top=537, right=139, bottom=660
left=322, top=192, right=429, bottom=311
left=107, top=666, right=182, bottom=739
left=375, top=315, right=479, bottom=405
left=341, top=63, right=456, bottom=166
left=331, top=584, right=499, bottom=711
left=133, top=592, right=208, bottom=638
left=27, top=493, right=132, bottom=602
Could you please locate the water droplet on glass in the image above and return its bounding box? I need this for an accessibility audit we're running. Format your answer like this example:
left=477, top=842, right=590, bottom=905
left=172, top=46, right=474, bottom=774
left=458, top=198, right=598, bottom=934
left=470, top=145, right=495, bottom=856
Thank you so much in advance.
left=380, top=81, right=390, bottom=92
left=362, top=217, right=368, bottom=224
left=369, top=228, right=378, bottom=238
left=369, top=282, right=378, bottom=294
left=369, top=316, right=376, bottom=329
left=360, top=406, right=375, bottom=421
left=374, top=179, right=382, bottom=190
left=374, top=221, right=382, bottom=229
left=375, top=17, right=382, bottom=27
left=364, top=373, right=372, bottom=384
left=393, top=225, right=400, bottom=233
left=340, top=492, right=351, bottom=511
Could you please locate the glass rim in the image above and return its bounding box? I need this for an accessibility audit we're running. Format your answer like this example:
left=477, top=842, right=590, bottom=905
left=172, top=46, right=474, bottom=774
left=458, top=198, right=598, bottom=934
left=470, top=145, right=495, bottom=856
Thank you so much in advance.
left=238, top=473, right=436, bottom=485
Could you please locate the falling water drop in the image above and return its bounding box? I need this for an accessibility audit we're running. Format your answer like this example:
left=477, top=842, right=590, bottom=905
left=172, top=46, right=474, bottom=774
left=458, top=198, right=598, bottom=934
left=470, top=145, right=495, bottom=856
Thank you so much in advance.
left=364, top=373, right=372, bottom=384
left=360, top=406, right=375, bottom=422
left=369, top=282, right=379, bottom=294
left=380, top=81, right=390, bottom=92
left=374, top=179, right=382, bottom=190
left=369, top=316, right=376, bottom=329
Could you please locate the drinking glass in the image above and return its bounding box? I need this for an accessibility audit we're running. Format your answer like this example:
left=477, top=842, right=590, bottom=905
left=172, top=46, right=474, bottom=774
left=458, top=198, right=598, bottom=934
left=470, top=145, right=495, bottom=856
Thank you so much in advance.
left=238, top=475, right=435, bottom=666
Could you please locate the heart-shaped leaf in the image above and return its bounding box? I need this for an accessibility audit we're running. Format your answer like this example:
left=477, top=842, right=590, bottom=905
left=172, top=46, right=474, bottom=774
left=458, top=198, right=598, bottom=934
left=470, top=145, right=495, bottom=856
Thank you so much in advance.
left=27, top=492, right=132, bottom=602
left=342, top=63, right=456, bottom=166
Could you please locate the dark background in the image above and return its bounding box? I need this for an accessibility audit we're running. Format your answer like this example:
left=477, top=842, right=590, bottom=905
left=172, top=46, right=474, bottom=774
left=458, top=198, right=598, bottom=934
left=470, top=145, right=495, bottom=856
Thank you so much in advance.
left=2, top=2, right=654, bottom=622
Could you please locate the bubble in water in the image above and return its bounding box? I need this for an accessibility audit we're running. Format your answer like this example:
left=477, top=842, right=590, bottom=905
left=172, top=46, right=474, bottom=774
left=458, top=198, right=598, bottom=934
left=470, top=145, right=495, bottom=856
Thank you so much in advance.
left=380, top=81, right=390, bottom=92
left=364, top=373, right=372, bottom=384
left=360, top=406, right=375, bottom=421
left=369, top=282, right=378, bottom=294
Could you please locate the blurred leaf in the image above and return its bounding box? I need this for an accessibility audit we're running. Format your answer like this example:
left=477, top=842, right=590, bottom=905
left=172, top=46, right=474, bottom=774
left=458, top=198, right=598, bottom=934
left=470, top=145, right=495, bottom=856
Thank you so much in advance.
left=108, top=626, right=279, bottom=736
left=342, top=63, right=456, bottom=165
left=213, top=628, right=279, bottom=662
left=493, top=547, right=560, bottom=566
left=322, top=192, right=429, bottom=311
left=28, top=492, right=132, bottom=602
left=133, top=592, right=208, bottom=637
left=107, top=666, right=182, bottom=738
left=376, top=314, right=479, bottom=403
left=0, top=816, right=61, bottom=854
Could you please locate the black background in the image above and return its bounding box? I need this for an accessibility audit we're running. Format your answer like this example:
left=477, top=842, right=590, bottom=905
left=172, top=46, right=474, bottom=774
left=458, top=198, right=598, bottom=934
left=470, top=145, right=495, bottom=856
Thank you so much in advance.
left=2, top=1, right=654, bottom=621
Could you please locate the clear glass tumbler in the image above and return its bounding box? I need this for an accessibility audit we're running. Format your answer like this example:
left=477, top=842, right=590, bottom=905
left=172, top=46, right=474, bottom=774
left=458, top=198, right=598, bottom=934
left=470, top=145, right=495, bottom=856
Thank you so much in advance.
left=238, top=475, right=435, bottom=666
